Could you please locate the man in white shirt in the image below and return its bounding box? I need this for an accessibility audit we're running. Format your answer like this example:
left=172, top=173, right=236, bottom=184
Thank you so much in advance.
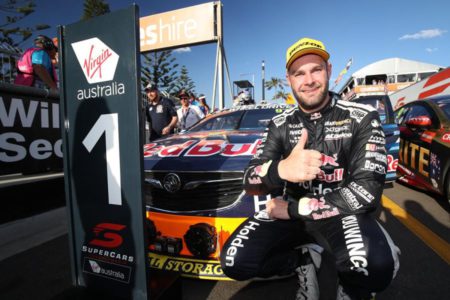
left=177, top=90, right=205, bottom=130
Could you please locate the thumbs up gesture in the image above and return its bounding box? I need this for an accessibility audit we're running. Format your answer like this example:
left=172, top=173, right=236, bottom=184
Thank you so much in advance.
left=278, top=129, right=322, bottom=182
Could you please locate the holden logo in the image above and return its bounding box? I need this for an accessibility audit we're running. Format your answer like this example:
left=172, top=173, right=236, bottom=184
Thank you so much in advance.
left=71, top=37, right=119, bottom=84
left=163, top=173, right=181, bottom=193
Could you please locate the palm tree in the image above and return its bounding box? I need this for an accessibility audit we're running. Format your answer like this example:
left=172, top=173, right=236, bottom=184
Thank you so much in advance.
left=265, top=77, right=288, bottom=101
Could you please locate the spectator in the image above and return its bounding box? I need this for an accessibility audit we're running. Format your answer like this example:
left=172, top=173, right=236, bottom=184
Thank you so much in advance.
left=14, top=35, right=58, bottom=90
left=198, top=94, right=210, bottom=115
left=177, top=90, right=205, bottom=130
left=144, top=83, right=177, bottom=142
left=189, top=92, right=199, bottom=106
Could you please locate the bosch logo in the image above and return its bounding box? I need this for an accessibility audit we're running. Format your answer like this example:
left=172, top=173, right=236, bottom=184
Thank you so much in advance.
left=163, top=173, right=181, bottom=193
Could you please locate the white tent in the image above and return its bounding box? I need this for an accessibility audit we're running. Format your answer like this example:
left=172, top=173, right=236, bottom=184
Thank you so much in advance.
left=352, top=58, right=443, bottom=78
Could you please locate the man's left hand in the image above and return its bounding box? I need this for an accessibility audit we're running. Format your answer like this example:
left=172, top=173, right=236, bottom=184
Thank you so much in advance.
left=266, top=197, right=290, bottom=220
left=162, top=126, right=171, bottom=135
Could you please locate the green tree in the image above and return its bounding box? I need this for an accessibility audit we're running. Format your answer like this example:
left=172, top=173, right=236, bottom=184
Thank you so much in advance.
left=141, top=50, right=179, bottom=95
left=81, top=0, right=110, bottom=20
left=265, top=77, right=289, bottom=101
left=0, top=0, right=50, bottom=46
left=175, top=65, right=196, bottom=96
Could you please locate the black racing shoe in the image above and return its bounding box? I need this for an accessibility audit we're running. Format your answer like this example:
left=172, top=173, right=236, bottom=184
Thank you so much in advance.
left=295, top=247, right=320, bottom=300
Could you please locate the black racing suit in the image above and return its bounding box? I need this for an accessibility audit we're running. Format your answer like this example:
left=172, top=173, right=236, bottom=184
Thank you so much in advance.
left=220, top=93, right=400, bottom=298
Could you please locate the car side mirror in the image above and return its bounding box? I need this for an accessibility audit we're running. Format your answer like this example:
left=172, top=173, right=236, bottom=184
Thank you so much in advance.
left=405, top=115, right=432, bottom=128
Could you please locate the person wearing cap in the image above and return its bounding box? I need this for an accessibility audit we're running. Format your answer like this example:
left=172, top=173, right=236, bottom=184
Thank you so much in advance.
left=197, top=94, right=210, bottom=115
left=144, top=83, right=177, bottom=142
left=177, top=90, right=205, bottom=131
left=14, top=35, right=58, bottom=90
left=220, top=37, right=400, bottom=300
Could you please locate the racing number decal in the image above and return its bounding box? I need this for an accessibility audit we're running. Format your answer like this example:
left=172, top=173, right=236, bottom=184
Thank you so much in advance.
left=82, top=113, right=122, bottom=206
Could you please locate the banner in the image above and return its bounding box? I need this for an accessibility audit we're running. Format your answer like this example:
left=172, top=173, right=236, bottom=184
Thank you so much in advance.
left=139, top=2, right=217, bottom=52
left=59, top=5, right=149, bottom=299
left=333, top=58, right=353, bottom=90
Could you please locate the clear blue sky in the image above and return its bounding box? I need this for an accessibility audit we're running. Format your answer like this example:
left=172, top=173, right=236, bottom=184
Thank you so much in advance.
left=14, top=0, right=450, bottom=108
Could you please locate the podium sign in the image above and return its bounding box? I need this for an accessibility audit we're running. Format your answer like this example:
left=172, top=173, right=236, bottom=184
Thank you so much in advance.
left=59, top=5, right=149, bottom=299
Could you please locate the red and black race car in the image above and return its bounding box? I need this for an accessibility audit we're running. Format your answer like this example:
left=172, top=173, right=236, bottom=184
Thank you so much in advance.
left=143, top=104, right=292, bottom=280
left=395, top=95, right=450, bottom=204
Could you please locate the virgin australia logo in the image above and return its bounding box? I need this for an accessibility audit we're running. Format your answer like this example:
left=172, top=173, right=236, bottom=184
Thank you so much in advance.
left=71, top=37, right=119, bottom=84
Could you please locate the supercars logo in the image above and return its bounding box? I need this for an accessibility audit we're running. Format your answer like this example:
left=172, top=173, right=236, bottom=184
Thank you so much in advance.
left=89, top=223, right=125, bottom=248
left=71, top=37, right=119, bottom=84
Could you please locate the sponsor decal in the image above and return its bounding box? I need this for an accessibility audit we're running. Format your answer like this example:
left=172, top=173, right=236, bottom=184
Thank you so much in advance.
left=387, top=154, right=398, bottom=172
left=430, top=152, right=441, bottom=183
left=341, top=215, right=369, bottom=276
left=371, top=119, right=380, bottom=128
left=248, top=176, right=262, bottom=184
left=324, top=119, right=351, bottom=126
left=253, top=194, right=270, bottom=212
left=324, top=132, right=352, bottom=140
left=365, top=143, right=385, bottom=152
left=362, top=160, right=385, bottom=174
left=321, top=153, right=339, bottom=167
left=253, top=160, right=272, bottom=177
left=144, top=139, right=261, bottom=158
left=89, top=223, right=125, bottom=248
left=148, top=253, right=226, bottom=279
left=82, top=245, right=134, bottom=263
left=371, top=129, right=385, bottom=137
left=340, top=188, right=362, bottom=210
left=71, top=37, right=125, bottom=100
left=311, top=208, right=339, bottom=220
left=367, top=135, right=385, bottom=145
left=420, top=131, right=436, bottom=144
left=349, top=108, right=368, bottom=123
left=310, top=112, right=322, bottom=120
left=288, top=123, right=303, bottom=128
left=365, top=151, right=387, bottom=163
left=273, top=114, right=287, bottom=127
left=399, top=139, right=430, bottom=178
left=253, top=210, right=274, bottom=222
left=325, top=126, right=350, bottom=133
left=442, top=133, right=450, bottom=143
left=348, top=182, right=374, bottom=203
left=317, top=168, right=344, bottom=182
left=224, top=221, right=260, bottom=267
left=300, top=181, right=332, bottom=195
left=83, top=258, right=131, bottom=283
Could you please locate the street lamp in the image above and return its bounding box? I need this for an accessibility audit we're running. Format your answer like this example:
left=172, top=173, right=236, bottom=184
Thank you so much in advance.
left=262, top=60, right=265, bottom=100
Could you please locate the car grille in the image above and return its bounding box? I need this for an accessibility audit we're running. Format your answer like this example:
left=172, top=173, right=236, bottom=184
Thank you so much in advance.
left=144, top=171, right=244, bottom=211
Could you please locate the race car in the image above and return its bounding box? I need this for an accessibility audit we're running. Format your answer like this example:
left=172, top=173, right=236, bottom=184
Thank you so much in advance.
left=143, top=104, right=292, bottom=280
left=352, top=95, right=400, bottom=182
left=395, top=95, right=450, bottom=204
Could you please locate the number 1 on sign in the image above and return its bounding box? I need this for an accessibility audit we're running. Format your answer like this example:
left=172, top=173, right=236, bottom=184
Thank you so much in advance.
left=82, top=113, right=122, bottom=206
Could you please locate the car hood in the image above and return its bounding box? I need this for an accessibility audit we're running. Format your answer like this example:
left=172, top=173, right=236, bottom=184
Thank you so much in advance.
left=143, top=130, right=263, bottom=172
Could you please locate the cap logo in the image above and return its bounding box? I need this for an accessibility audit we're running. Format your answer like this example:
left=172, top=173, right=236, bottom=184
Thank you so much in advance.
left=289, top=41, right=323, bottom=56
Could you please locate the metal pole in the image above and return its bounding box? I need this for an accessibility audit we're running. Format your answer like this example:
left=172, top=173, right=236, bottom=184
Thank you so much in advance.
left=262, top=60, right=265, bottom=101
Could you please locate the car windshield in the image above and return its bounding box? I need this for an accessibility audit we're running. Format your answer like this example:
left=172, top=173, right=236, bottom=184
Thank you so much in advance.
left=188, top=108, right=283, bottom=132
left=354, top=97, right=388, bottom=124
left=435, top=99, right=450, bottom=119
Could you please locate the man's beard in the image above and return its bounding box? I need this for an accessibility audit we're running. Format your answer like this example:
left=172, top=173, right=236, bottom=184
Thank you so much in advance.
left=293, top=81, right=329, bottom=112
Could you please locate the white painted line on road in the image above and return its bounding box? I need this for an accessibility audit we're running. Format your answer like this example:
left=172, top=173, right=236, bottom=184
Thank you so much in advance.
left=0, top=207, right=68, bottom=261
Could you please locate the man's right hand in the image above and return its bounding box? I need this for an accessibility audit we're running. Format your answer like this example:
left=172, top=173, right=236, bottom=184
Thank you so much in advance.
left=277, top=129, right=322, bottom=182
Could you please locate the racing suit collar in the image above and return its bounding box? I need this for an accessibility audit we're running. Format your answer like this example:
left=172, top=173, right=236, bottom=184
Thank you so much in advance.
left=297, top=92, right=338, bottom=121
